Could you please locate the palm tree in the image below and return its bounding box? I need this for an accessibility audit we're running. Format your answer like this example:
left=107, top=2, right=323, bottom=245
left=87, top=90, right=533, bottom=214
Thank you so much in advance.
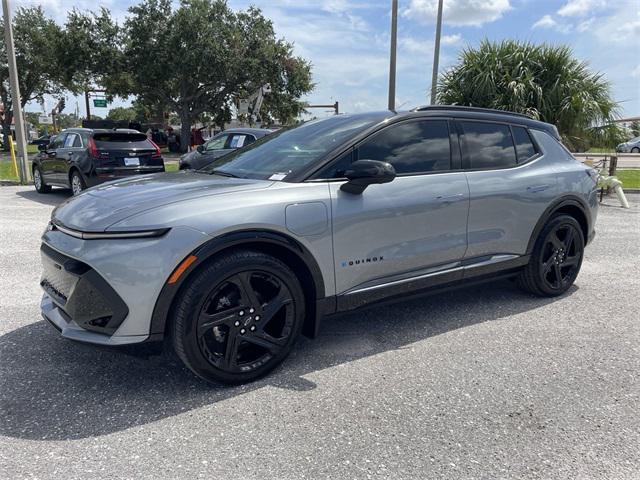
left=437, top=39, right=619, bottom=151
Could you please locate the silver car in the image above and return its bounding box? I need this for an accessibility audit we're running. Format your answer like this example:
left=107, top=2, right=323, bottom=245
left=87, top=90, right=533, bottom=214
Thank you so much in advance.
left=40, top=106, right=599, bottom=384
left=616, top=136, right=640, bottom=153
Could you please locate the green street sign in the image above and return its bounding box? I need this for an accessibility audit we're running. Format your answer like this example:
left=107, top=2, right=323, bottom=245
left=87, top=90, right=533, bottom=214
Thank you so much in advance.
left=93, top=99, right=107, bottom=108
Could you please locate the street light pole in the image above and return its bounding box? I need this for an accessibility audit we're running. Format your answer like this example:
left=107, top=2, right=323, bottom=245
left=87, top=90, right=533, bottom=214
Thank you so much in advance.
left=430, top=0, right=444, bottom=105
left=2, top=0, right=30, bottom=183
left=388, top=0, right=398, bottom=111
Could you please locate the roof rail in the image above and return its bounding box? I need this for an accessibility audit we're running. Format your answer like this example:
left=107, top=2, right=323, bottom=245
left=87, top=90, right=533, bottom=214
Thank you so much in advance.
left=411, top=105, right=532, bottom=119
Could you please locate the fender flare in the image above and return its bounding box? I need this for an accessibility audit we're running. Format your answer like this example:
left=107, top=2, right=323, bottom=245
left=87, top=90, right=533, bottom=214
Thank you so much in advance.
left=148, top=229, right=327, bottom=339
left=525, top=195, right=592, bottom=255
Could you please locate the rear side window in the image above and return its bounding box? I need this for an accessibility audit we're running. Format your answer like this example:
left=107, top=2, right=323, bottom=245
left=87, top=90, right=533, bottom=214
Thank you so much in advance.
left=356, top=120, right=451, bottom=175
left=512, top=126, right=537, bottom=163
left=461, top=121, right=516, bottom=169
left=228, top=134, right=252, bottom=148
left=92, top=132, right=151, bottom=149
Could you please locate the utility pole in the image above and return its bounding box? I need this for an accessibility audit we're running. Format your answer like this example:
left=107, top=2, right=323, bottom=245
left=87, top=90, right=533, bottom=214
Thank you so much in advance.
left=430, top=0, right=444, bottom=105
left=2, top=0, right=30, bottom=183
left=388, top=0, right=398, bottom=111
left=85, top=91, right=91, bottom=120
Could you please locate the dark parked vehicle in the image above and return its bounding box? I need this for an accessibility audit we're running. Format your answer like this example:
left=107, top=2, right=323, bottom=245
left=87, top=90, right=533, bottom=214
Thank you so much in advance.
left=179, top=128, right=271, bottom=170
left=33, top=128, right=165, bottom=195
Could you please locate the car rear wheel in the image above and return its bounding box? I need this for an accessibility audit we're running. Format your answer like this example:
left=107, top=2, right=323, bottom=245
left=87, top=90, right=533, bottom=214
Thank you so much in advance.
left=70, top=170, right=86, bottom=195
left=172, top=249, right=305, bottom=384
left=517, top=214, right=584, bottom=297
left=632, top=147, right=640, bottom=153
left=33, top=167, right=51, bottom=193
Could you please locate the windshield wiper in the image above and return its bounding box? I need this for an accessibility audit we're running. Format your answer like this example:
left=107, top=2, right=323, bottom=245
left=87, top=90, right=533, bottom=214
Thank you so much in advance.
left=210, top=169, right=239, bottom=178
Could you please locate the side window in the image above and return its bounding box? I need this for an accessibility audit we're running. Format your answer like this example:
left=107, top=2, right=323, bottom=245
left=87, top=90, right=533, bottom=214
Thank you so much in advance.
left=316, top=149, right=354, bottom=178
left=80, top=132, right=90, bottom=146
left=228, top=134, right=249, bottom=149
left=244, top=135, right=256, bottom=146
left=512, top=126, right=537, bottom=163
left=49, top=134, right=66, bottom=150
left=63, top=134, right=78, bottom=148
left=460, top=121, right=517, bottom=169
left=205, top=134, right=229, bottom=151
left=356, top=120, right=451, bottom=175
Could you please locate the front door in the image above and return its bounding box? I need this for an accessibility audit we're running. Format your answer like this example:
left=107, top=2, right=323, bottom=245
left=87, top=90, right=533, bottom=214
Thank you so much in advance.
left=40, top=133, right=66, bottom=183
left=323, top=118, right=470, bottom=295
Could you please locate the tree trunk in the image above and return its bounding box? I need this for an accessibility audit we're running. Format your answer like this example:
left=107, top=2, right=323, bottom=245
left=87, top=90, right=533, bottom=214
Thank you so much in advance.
left=179, top=111, right=191, bottom=154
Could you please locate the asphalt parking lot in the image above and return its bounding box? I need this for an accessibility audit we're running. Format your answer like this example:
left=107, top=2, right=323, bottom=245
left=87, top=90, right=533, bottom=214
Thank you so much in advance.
left=1, top=185, right=638, bottom=480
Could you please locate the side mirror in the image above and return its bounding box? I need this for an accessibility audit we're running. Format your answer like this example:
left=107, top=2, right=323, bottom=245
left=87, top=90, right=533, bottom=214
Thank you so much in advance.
left=340, top=159, right=396, bottom=194
left=37, top=143, right=48, bottom=152
left=196, top=144, right=204, bottom=153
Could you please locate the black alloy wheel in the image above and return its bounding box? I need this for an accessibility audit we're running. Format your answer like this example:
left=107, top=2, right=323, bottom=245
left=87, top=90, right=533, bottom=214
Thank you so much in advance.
left=173, top=250, right=305, bottom=384
left=517, top=214, right=584, bottom=297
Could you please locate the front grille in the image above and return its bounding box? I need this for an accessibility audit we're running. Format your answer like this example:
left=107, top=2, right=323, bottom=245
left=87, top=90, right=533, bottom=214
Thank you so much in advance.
left=40, top=244, right=128, bottom=335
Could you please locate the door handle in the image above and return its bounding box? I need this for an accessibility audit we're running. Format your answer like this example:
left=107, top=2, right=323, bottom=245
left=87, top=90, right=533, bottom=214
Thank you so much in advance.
left=436, top=193, right=464, bottom=203
left=527, top=184, right=549, bottom=193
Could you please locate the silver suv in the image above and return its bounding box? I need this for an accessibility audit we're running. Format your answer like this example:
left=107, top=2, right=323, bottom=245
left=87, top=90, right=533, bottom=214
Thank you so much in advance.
left=40, top=106, right=599, bottom=384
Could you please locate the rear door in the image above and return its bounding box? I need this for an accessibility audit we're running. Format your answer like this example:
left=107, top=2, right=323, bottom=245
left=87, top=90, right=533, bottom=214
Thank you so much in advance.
left=92, top=131, right=162, bottom=171
left=323, top=118, right=470, bottom=295
left=57, top=132, right=82, bottom=184
left=460, top=120, right=558, bottom=258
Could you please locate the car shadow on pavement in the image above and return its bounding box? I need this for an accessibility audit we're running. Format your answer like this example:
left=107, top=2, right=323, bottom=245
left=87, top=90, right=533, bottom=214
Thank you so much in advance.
left=16, top=188, right=70, bottom=206
left=0, top=280, right=577, bottom=441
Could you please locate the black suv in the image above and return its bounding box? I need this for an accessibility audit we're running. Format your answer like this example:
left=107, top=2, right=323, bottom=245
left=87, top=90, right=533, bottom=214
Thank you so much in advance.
left=33, top=128, right=165, bottom=195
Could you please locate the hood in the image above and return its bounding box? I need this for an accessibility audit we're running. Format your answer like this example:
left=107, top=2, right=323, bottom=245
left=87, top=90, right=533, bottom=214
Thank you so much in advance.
left=52, top=171, right=273, bottom=232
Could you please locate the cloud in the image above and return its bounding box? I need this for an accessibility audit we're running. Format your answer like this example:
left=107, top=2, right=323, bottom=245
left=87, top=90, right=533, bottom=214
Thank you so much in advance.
left=402, top=0, right=511, bottom=27
left=442, top=33, right=463, bottom=45
left=532, top=14, right=572, bottom=34
left=632, top=65, right=640, bottom=79
left=557, top=0, right=607, bottom=18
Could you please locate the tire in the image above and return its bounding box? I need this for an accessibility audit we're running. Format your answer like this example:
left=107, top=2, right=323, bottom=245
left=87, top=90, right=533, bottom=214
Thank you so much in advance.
left=517, top=214, right=584, bottom=297
left=70, top=169, right=86, bottom=196
left=631, top=147, right=640, bottom=153
left=172, top=249, right=306, bottom=385
left=33, top=166, right=51, bottom=193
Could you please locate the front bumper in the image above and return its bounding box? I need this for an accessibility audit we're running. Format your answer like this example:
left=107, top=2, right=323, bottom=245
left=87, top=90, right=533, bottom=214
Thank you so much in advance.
left=40, top=225, right=212, bottom=345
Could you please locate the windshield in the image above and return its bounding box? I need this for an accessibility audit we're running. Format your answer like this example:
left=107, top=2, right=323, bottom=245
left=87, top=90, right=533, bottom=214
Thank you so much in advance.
left=199, top=112, right=390, bottom=180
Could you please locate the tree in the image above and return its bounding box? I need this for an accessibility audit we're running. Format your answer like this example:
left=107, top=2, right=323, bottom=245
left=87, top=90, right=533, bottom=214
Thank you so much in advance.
left=437, top=40, right=619, bottom=151
left=0, top=7, right=63, bottom=149
left=106, top=106, right=138, bottom=122
left=122, top=0, right=312, bottom=151
left=58, top=8, right=125, bottom=96
left=630, top=121, right=640, bottom=138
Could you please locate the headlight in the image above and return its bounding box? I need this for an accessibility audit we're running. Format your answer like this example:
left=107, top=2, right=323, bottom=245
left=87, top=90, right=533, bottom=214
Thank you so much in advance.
left=51, top=221, right=169, bottom=240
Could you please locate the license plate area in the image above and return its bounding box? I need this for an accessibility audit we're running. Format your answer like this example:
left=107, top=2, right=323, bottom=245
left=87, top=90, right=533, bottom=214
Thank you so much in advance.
left=124, top=157, right=140, bottom=166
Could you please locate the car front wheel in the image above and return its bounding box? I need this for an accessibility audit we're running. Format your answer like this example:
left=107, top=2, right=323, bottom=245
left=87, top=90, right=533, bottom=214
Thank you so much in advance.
left=632, top=147, right=640, bottom=153
left=33, top=166, right=51, bottom=193
left=172, top=249, right=306, bottom=384
left=517, top=214, right=584, bottom=297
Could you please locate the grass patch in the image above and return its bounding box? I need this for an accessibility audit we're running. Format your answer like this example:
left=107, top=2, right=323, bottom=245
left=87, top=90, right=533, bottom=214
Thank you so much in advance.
left=616, top=169, right=640, bottom=189
left=0, top=161, right=21, bottom=181
left=165, top=162, right=179, bottom=172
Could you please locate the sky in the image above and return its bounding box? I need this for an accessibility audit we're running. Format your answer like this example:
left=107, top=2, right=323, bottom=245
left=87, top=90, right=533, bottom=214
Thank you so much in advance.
left=17, top=0, right=640, bottom=120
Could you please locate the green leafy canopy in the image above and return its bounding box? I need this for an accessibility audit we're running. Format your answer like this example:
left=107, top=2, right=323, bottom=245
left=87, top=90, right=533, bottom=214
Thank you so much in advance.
left=437, top=39, right=620, bottom=151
